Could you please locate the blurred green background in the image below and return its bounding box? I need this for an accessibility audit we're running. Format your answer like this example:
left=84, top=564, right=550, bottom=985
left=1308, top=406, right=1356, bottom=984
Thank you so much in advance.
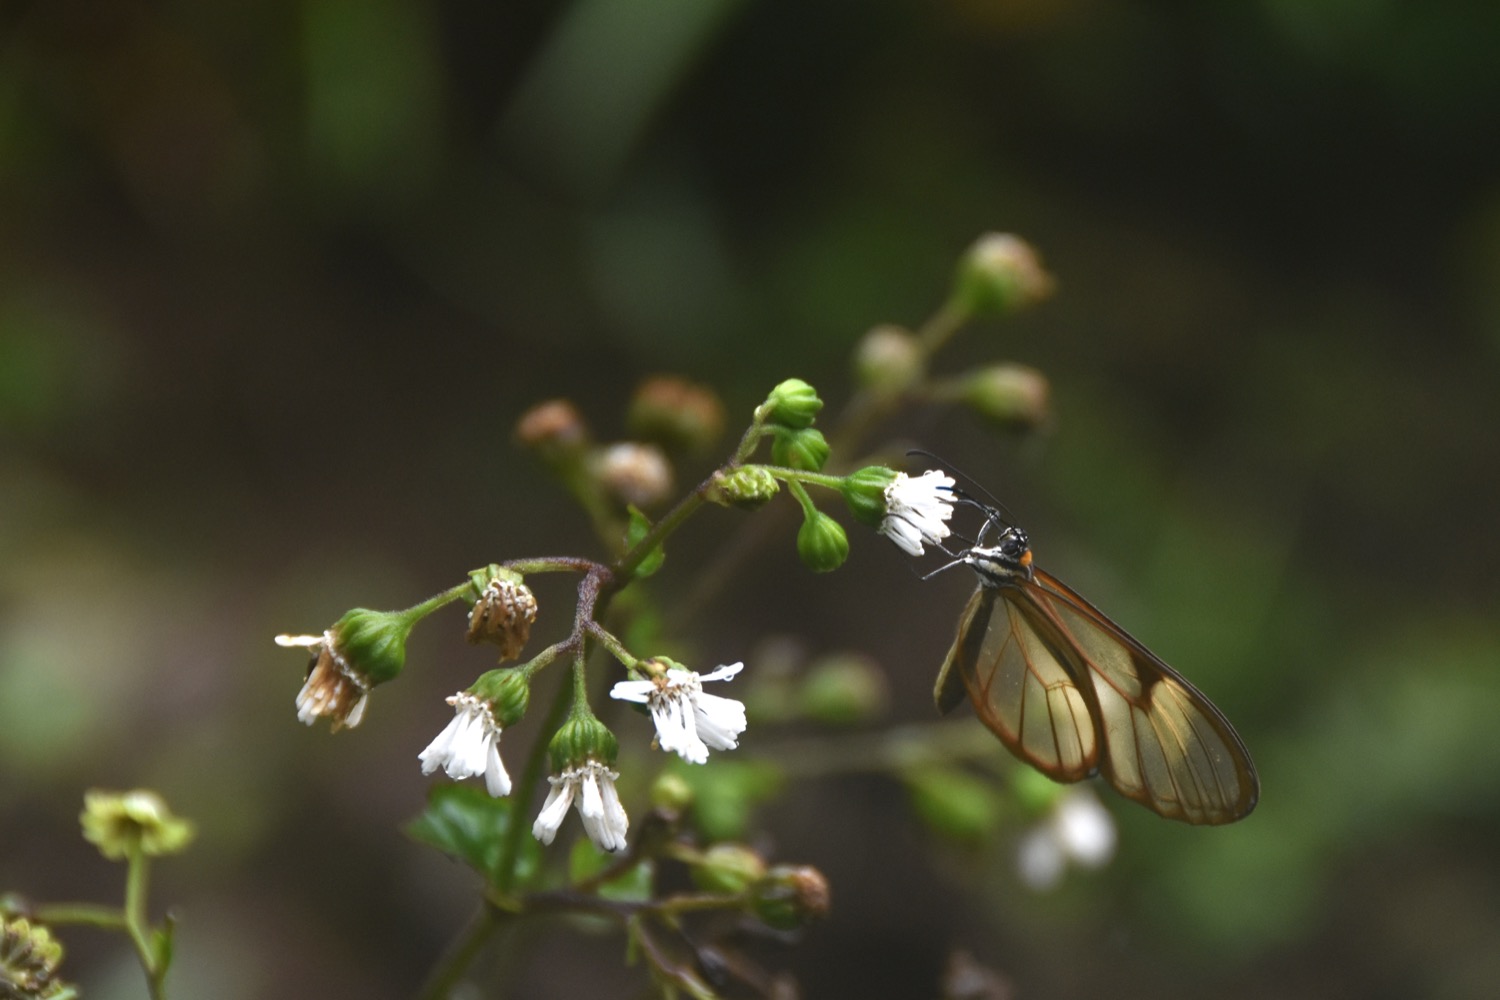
left=3, top=0, right=1499, bottom=997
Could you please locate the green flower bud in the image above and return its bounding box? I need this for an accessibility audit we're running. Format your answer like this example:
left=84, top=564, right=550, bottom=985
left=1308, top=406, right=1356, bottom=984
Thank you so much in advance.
left=839, top=465, right=898, bottom=527
left=796, top=653, right=889, bottom=726
left=963, top=364, right=1050, bottom=429
left=854, top=325, right=923, bottom=393
left=650, top=772, right=695, bottom=814
left=796, top=510, right=849, bottom=573
left=771, top=427, right=831, bottom=472
left=750, top=864, right=831, bottom=930
left=334, top=607, right=412, bottom=685
left=905, top=767, right=1004, bottom=843
left=758, top=378, right=823, bottom=430
left=549, top=714, right=619, bottom=772
left=708, top=466, right=780, bottom=509
left=466, top=569, right=537, bottom=661
left=79, top=789, right=196, bottom=861
left=627, top=375, right=726, bottom=454
left=0, top=917, right=74, bottom=1000
left=691, top=843, right=767, bottom=896
left=950, top=233, right=1054, bottom=319
left=471, top=668, right=531, bottom=727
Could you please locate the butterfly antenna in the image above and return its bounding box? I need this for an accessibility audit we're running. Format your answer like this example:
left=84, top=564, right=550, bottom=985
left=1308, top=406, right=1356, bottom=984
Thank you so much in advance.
left=904, top=448, right=1018, bottom=525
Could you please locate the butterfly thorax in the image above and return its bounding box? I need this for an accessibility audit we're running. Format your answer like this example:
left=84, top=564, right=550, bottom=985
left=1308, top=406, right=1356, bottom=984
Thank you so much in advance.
left=962, top=526, right=1034, bottom=587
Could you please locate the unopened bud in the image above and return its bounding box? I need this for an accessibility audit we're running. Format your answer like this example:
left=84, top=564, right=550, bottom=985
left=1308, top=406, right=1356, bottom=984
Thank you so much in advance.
left=963, top=364, right=1050, bottom=429
left=797, top=653, right=889, bottom=725
left=467, top=568, right=537, bottom=661
left=628, top=376, right=726, bottom=453
left=692, top=843, right=767, bottom=896
left=515, top=398, right=590, bottom=457
left=838, top=465, right=898, bottom=527
left=595, top=442, right=674, bottom=508
left=650, top=772, right=695, bottom=814
left=750, top=864, right=831, bottom=930
left=796, top=510, right=849, bottom=573
left=771, top=427, right=830, bottom=472
left=905, top=767, right=1004, bottom=842
left=854, top=325, right=923, bottom=393
left=758, top=378, right=823, bottom=430
left=708, top=466, right=780, bottom=509
left=951, top=233, right=1054, bottom=318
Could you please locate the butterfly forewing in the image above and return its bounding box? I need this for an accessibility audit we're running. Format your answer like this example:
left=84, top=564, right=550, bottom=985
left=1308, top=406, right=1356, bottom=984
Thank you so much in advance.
left=938, top=587, right=1099, bottom=783
left=940, top=562, right=1258, bottom=825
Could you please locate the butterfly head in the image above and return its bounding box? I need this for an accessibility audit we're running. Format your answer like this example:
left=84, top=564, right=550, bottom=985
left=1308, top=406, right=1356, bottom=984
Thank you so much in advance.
left=962, top=526, right=1033, bottom=586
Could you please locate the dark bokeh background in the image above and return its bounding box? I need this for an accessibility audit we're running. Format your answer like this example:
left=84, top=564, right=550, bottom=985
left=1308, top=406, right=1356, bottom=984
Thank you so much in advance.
left=4, top=1, right=1500, bottom=997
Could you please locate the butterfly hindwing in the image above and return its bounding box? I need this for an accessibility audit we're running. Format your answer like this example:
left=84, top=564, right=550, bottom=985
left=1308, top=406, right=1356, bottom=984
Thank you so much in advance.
left=1012, top=569, right=1258, bottom=825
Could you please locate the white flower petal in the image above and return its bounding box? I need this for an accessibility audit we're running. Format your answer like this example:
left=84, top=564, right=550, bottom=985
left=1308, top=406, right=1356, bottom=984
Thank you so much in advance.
left=699, top=662, right=743, bottom=683
left=879, top=471, right=956, bottom=556
left=609, top=679, right=656, bottom=704
left=595, top=773, right=629, bottom=853
left=418, top=713, right=466, bottom=775
left=532, top=780, right=574, bottom=845
left=485, top=744, right=512, bottom=797
left=276, top=633, right=324, bottom=648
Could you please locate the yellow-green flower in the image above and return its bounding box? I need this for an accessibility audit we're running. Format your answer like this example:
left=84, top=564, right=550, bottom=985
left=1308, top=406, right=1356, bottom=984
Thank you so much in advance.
left=79, top=789, right=196, bottom=861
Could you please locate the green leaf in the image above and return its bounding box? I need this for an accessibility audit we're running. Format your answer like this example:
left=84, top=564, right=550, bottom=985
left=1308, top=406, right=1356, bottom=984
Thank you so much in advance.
left=624, top=507, right=666, bottom=577
left=405, top=784, right=541, bottom=888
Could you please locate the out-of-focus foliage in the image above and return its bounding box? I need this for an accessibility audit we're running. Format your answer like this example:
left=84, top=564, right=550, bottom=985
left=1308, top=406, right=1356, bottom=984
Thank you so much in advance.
left=3, top=0, right=1499, bottom=997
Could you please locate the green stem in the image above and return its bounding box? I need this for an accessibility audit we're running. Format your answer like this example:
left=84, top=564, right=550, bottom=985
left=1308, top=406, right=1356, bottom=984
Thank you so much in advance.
left=33, top=902, right=129, bottom=931
left=416, top=905, right=503, bottom=1000
left=400, top=583, right=471, bottom=626
left=612, top=482, right=707, bottom=582
left=494, top=670, right=574, bottom=897
left=123, top=842, right=167, bottom=1000
left=916, top=298, right=969, bottom=353
left=585, top=623, right=636, bottom=670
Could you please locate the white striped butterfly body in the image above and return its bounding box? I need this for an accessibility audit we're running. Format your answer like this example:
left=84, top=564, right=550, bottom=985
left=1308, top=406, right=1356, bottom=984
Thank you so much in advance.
left=932, top=498, right=1258, bottom=825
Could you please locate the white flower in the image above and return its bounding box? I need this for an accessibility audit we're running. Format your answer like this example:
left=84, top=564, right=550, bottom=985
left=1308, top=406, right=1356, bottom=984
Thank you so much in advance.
left=418, top=693, right=511, bottom=797
left=610, top=663, right=747, bottom=765
left=531, top=760, right=629, bottom=853
left=276, top=632, right=370, bottom=730
left=878, top=470, right=956, bottom=556
left=1015, top=787, right=1117, bottom=891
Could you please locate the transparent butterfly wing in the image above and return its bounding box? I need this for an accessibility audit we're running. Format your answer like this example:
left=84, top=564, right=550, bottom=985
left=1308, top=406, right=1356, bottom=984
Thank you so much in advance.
left=937, top=570, right=1258, bottom=825
left=935, top=586, right=1100, bottom=782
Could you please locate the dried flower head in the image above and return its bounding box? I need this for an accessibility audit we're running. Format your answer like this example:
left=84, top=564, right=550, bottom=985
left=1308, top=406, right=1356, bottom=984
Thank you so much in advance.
left=276, top=631, right=371, bottom=730
left=467, top=578, right=537, bottom=661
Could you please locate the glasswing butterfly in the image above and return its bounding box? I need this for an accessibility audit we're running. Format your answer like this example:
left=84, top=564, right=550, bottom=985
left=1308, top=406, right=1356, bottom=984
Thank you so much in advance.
left=929, top=492, right=1259, bottom=825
